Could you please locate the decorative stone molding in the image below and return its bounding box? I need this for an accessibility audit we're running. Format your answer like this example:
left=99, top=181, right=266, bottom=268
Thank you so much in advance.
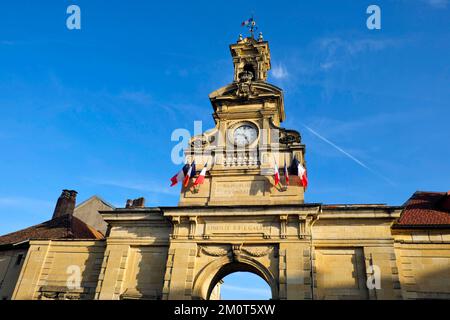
left=298, top=216, right=306, bottom=239
left=38, top=286, right=85, bottom=300
left=223, top=150, right=259, bottom=167
left=279, top=129, right=301, bottom=145
left=236, top=71, right=255, bottom=98
left=280, top=215, right=288, bottom=239
left=232, top=243, right=243, bottom=262
left=263, top=233, right=271, bottom=239
left=241, top=246, right=273, bottom=257
left=199, top=246, right=229, bottom=257
left=171, top=216, right=180, bottom=239
left=300, top=215, right=314, bottom=239
left=198, top=244, right=275, bottom=260
left=188, top=217, right=197, bottom=239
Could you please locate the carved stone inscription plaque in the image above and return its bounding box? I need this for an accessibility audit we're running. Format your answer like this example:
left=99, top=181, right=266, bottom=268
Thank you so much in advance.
left=205, top=223, right=269, bottom=238
left=206, top=223, right=263, bottom=234
left=213, top=181, right=265, bottom=197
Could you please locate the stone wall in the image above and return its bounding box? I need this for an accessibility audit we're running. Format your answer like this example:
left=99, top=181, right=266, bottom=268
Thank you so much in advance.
left=0, top=248, right=27, bottom=300
left=311, top=213, right=403, bottom=300
left=12, top=240, right=105, bottom=300
left=95, top=209, right=171, bottom=300
left=394, top=230, right=450, bottom=299
left=8, top=206, right=450, bottom=300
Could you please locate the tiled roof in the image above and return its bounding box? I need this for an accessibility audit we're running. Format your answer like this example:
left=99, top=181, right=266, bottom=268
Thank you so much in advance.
left=394, top=191, right=450, bottom=228
left=0, top=215, right=104, bottom=246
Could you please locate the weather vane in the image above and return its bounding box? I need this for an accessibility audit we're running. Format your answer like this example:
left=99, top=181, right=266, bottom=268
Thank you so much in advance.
left=241, top=16, right=258, bottom=38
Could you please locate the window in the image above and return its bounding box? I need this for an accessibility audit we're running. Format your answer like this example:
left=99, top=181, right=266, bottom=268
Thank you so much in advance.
left=15, top=254, right=24, bottom=266
left=243, top=64, right=256, bottom=80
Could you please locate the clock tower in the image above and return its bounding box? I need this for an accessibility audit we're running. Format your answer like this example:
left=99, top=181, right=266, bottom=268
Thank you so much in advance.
left=179, top=34, right=306, bottom=206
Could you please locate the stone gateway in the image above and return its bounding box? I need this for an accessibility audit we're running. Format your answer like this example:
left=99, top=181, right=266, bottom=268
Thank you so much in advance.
left=1, top=34, right=450, bottom=300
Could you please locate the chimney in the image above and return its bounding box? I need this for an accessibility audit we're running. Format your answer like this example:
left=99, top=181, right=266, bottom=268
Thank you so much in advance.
left=440, top=191, right=450, bottom=211
left=52, top=189, right=78, bottom=219
left=125, top=197, right=145, bottom=209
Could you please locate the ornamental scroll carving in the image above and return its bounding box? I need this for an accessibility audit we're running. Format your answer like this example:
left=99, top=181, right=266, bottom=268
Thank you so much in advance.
left=236, top=71, right=256, bottom=98
left=232, top=244, right=243, bottom=262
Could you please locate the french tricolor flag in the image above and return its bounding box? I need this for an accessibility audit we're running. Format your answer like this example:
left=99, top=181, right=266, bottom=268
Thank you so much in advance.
left=299, top=163, right=308, bottom=189
left=292, top=157, right=308, bottom=189
left=241, top=17, right=253, bottom=26
left=170, top=163, right=190, bottom=187
left=273, top=161, right=280, bottom=186
left=194, top=162, right=208, bottom=186
left=183, top=161, right=196, bottom=187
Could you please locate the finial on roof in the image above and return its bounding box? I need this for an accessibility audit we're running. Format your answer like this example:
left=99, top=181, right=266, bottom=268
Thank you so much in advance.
left=258, top=32, right=263, bottom=42
left=238, top=34, right=243, bottom=42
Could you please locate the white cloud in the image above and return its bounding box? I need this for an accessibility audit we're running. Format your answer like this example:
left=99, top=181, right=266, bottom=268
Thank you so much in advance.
left=271, top=63, right=289, bottom=80
left=319, top=61, right=336, bottom=71
left=316, top=37, right=399, bottom=71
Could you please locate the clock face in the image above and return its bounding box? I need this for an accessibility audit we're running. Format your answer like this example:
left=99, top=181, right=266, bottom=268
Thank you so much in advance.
left=233, top=124, right=258, bottom=146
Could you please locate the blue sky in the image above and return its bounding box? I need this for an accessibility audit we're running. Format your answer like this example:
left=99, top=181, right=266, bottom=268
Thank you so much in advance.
left=0, top=0, right=449, bottom=299
left=220, top=272, right=272, bottom=300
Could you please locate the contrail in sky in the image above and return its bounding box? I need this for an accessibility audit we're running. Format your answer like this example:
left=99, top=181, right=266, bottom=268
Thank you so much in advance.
left=302, top=124, right=395, bottom=186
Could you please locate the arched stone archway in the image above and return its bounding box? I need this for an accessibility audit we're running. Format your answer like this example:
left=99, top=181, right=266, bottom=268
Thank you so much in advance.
left=160, top=216, right=318, bottom=301
left=191, top=250, right=279, bottom=300
left=206, top=262, right=274, bottom=300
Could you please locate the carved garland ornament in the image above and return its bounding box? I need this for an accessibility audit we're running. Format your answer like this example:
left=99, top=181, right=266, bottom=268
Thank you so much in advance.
left=199, top=246, right=229, bottom=257
left=198, top=245, right=273, bottom=258
left=241, top=246, right=273, bottom=257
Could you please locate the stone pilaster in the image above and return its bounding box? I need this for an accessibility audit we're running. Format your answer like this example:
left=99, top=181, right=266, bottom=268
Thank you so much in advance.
left=163, top=242, right=197, bottom=300
left=12, top=241, right=51, bottom=300
left=280, top=242, right=313, bottom=300
left=95, top=244, right=129, bottom=300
